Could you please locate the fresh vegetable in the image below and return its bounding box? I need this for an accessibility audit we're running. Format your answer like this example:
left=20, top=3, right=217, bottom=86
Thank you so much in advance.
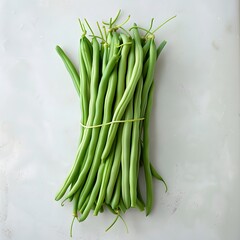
left=55, top=11, right=175, bottom=235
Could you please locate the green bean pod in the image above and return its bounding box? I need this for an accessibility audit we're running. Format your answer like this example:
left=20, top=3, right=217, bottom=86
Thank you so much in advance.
left=141, top=39, right=157, bottom=118
left=55, top=46, right=80, bottom=97
left=79, top=40, right=90, bottom=125
left=143, top=83, right=154, bottom=216
left=143, top=40, right=166, bottom=78
left=129, top=76, right=143, bottom=207
left=81, top=37, right=92, bottom=83
left=121, top=40, right=135, bottom=208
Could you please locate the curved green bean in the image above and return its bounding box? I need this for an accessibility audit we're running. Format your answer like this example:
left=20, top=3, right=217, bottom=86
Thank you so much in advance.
left=55, top=46, right=80, bottom=96
left=150, top=163, right=168, bottom=192
left=121, top=40, right=135, bottom=208
left=79, top=40, right=90, bottom=125
left=81, top=37, right=92, bottom=83
left=129, top=76, right=143, bottom=207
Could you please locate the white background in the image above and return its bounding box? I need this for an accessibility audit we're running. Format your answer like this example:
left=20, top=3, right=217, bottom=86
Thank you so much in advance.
left=0, top=0, right=239, bottom=239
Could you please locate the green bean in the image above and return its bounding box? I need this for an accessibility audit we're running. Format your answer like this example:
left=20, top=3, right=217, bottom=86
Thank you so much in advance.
left=143, top=40, right=166, bottom=78
left=81, top=37, right=92, bottom=83
left=121, top=114, right=132, bottom=208
left=56, top=44, right=84, bottom=143
left=141, top=39, right=157, bottom=118
left=79, top=40, right=90, bottom=125
left=102, top=25, right=143, bottom=160
left=114, top=33, right=131, bottom=111
left=121, top=40, right=135, bottom=208
left=129, top=76, right=143, bottom=207
left=55, top=46, right=80, bottom=97
left=143, top=83, right=154, bottom=216
left=80, top=37, right=100, bottom=137
left=139, top=46, right=156, bottom=216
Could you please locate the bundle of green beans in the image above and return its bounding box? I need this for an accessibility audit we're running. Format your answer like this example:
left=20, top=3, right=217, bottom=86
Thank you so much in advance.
left=55, top=12, right=174, bottom=234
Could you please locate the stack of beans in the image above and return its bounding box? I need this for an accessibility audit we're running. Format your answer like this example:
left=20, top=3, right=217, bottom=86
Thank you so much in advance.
left=55, top=11, right=173, bottom=233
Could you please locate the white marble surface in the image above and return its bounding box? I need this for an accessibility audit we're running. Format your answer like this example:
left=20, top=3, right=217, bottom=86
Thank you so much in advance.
left=0, top=0, right=239, bottom=239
